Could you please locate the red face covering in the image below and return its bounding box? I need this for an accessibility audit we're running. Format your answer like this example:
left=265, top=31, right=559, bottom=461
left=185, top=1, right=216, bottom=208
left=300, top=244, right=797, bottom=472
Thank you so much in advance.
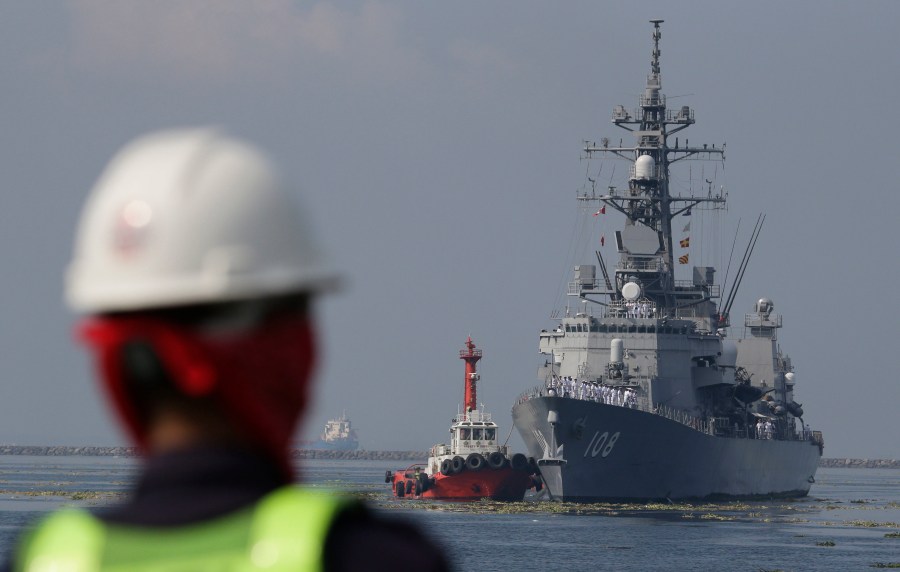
left=79, top=312, right=316, bottom=479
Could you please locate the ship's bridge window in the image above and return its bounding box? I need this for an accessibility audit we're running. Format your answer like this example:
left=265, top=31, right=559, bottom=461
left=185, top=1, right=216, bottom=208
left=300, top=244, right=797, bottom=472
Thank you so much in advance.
left=484, top=428, right=496, bottom=440
left=472, top=428, right=484, bottom=440
left=459, top=428, right=471, bottom=440
left=565, top=325, right=572, bottom=332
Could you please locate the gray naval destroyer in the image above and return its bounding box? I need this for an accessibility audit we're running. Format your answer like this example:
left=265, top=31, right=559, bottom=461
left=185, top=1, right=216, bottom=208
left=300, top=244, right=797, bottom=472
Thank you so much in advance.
left=511, top=21, right=823, bottom=502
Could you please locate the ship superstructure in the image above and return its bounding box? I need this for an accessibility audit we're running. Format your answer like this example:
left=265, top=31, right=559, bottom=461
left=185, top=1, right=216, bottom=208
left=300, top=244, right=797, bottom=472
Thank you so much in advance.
left=511, top=21, right=823, bottom=501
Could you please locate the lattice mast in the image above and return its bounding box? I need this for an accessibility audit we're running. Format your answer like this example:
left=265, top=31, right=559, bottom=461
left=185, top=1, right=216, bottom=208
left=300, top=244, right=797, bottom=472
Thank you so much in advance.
left=581, top=20, right=726, bottom=316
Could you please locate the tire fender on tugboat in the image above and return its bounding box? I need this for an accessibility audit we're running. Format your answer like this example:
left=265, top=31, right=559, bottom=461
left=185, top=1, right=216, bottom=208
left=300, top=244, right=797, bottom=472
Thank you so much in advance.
left=487, top=451, right=506, bottom=469
left=465, top=453, right=486, bottom=471
left=451, top=456, right=465, bottom=474
left=510, top=453, right=528, bottom=471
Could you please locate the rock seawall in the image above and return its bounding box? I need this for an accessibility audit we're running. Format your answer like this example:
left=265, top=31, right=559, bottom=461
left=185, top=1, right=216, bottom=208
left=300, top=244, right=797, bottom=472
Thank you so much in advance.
left=0, top=445, right=427, bottom=461
left=817, top=458, right=899, bottom=469
left=0, top=446, right=138, bottom=457
left=0, top=446, right=895, bottom=468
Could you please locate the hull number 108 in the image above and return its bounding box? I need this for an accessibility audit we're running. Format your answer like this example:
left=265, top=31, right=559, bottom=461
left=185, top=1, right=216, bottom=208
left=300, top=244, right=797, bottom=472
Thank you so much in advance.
left=584, top=430, right=621, bottom=458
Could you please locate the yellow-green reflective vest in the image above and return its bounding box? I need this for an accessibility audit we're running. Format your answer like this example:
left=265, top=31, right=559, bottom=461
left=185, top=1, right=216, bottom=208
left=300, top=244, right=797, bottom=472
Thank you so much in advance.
left=16, top=486, right=352, bottom=572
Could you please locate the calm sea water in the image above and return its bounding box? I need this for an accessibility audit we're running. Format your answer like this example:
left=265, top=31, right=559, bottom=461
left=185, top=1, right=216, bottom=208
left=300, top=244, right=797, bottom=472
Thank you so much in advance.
left=0, top=455, right=897, bottom=571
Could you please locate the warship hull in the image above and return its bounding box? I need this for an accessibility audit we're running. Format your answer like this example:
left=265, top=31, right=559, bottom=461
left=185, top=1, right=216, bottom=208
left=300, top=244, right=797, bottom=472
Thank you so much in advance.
left=513, top=396, right=821, bottom=502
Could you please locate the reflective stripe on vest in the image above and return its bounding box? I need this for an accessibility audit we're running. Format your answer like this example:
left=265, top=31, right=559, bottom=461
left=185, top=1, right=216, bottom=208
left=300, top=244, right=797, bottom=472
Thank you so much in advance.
left=16, top=487, right=352, bottom=572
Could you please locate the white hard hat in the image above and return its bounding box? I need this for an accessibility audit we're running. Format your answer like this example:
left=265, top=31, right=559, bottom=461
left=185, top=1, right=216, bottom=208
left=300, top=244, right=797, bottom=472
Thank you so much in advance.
left=66, top=127, right=339, bottom=313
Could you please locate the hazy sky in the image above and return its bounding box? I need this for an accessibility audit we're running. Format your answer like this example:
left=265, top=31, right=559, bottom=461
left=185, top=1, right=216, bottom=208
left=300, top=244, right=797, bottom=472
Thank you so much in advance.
left=1, top=1, right=898, bottom=460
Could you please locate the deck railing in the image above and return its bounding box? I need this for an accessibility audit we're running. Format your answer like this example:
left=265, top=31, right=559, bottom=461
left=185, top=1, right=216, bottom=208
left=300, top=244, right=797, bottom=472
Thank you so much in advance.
left=513, top=384, right=817, bottom=442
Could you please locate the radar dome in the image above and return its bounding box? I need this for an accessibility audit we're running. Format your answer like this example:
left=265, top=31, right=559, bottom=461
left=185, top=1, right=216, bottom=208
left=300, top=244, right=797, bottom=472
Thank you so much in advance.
left=621, top=281, right=642, bottom=300
left=785, top=372, right=795, bottom=383
left=755, top=298, right=773, bottom=314
left=634, top=155, right=656, bottom=180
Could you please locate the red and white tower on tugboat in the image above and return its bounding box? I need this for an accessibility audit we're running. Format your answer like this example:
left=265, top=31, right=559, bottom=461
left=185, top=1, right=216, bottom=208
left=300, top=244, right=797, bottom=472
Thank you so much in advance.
left=460, top=336, right=482, bottom=416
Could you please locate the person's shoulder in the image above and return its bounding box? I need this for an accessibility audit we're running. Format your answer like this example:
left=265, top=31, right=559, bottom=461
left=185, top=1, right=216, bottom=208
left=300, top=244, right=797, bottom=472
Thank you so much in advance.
left=325, top=503, right=450, bottom=572
left=6, top=508, right=104, bottom=572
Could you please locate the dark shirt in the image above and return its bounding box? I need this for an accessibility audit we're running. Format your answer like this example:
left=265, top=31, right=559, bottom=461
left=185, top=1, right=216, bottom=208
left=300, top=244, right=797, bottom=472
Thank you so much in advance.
left=6, top=448, right=449, bottom=571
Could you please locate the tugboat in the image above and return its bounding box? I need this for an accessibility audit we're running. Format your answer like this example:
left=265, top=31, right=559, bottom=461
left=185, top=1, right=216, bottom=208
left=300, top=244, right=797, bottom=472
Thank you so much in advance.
left=386, top=337, right=541, bottom=501
left=311, top=411, right=359, bottom=451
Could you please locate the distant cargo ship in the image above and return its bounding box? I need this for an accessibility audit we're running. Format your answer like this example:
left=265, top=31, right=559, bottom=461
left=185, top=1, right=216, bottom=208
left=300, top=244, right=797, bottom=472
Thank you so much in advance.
left=311, top=411, right=360, bottom=451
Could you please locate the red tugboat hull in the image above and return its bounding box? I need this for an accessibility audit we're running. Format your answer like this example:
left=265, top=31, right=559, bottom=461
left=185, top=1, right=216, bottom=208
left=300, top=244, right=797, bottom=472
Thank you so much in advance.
left=389, top=463, right=538, bottom=501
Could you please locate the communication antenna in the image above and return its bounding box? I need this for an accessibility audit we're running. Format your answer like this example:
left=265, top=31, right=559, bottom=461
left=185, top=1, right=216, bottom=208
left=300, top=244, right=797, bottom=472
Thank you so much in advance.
left=721, top=214, right=765, bottom=319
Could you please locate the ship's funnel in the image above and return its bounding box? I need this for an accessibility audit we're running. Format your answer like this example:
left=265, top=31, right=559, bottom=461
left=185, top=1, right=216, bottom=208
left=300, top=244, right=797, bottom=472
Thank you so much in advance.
left=459, top=336, right=483, bottom=413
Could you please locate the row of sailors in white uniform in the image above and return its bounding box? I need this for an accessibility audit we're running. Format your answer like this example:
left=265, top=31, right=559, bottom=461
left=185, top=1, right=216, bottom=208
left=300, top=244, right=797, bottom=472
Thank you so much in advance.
left=546, top=375, right=637, bottom=408
left=756, top=418, right=776, bottom=439
left=624, top=301, right=655, bottom=318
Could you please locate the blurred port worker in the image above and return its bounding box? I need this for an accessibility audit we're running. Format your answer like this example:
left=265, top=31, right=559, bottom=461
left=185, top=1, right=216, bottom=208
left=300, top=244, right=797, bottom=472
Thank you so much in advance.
left=12, top=128, right=448, bottom=571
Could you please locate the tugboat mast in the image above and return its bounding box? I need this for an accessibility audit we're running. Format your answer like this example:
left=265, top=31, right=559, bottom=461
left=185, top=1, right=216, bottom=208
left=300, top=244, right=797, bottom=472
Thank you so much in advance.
left=581, top=19, right=726, bottom=318
left=460, top=336, right=483, bottom=416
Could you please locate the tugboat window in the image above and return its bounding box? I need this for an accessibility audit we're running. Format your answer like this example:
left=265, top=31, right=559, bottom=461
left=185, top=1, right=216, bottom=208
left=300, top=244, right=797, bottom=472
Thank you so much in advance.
left=484, top=428, right=496, bottom=440
left=459, top=428, right=471, bottom=440
left=472, top=428, right=483, bottom=440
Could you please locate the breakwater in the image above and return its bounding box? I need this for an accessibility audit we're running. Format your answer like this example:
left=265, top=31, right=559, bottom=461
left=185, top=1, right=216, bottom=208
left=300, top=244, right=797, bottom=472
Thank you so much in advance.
left=0, top=445, right=427, bottom=461
left=817, top=458, right=899, bottom=469
left=0, top=446, right=895, bottom=468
